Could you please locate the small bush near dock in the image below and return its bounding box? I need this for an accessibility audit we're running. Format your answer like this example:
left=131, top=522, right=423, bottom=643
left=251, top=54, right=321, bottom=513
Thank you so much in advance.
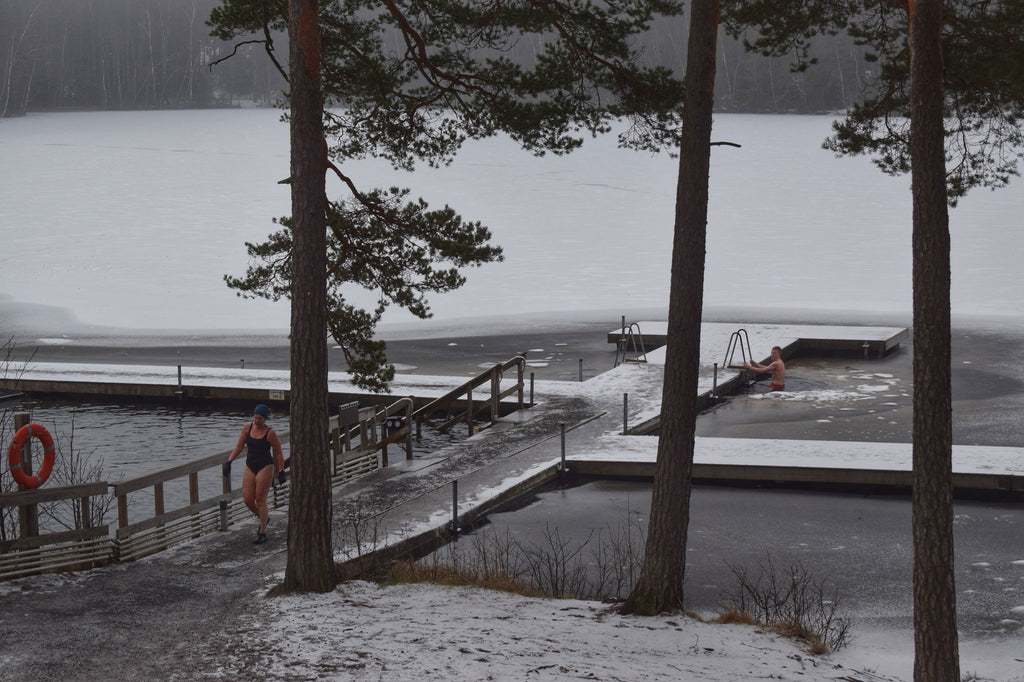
left=720, top=554, right=851, bottom=653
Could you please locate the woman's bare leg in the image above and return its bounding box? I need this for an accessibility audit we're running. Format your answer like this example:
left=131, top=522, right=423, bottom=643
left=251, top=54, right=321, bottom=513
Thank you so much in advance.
left=242, top=466, right=258, bottom=516
left=253, top=465, right=274, bottom=533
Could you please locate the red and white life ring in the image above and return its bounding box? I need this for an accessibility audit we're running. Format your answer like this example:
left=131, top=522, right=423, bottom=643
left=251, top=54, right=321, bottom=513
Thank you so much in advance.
left=7, top=423, right=56, bottom=489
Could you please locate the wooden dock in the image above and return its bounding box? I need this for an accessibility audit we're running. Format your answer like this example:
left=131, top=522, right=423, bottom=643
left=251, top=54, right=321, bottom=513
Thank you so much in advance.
left=565, top=460, right=1024, bottom=501
left=608, top=321, right=909, bottom=360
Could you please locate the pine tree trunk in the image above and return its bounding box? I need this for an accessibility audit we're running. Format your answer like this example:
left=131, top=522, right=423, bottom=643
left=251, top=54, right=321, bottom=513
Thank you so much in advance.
left=909, top=0, right=960, bottom=677
left=620, top=0, right=718, bottom=616
left=283, top=0, right=336, bottom=593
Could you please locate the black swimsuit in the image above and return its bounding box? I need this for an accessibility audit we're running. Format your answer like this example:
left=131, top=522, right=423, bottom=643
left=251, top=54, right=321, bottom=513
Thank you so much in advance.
left=245, top=424, right=274, bottom=475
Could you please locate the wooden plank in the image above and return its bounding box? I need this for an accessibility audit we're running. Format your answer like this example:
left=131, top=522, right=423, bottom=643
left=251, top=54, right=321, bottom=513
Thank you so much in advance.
left=112, top=448, right=233, bottom=495
left=377, top=427, right=410, bottom=449
left=0, top=482, right=108, bottom=507
left=437, top=410, right=468, bottom=434
left=0, top=525, right=110, bottom=553
left=117, top=512, right=223, bottom=561
left=498, top=383, right=523, bottom=400
left=609, top=326, right=909, bottom=357
left=412, top=364, right=507, bottom=419
left=564, top=460, right=1024, bottom=495
left=336, top=445, right=377, bottom=463
left=0, top=378, right=299, bottom=405
left=0, top=543, right=114, bottom=580
left=116, top=490, right=241, bottom=539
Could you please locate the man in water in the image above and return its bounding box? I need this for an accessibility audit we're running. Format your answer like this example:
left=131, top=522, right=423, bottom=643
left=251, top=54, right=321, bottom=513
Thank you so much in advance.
left=745, top=345, right=786, bottom=391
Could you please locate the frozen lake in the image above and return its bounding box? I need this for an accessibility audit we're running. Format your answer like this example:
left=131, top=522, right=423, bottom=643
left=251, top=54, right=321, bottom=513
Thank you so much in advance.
left=2, top=108, right=1022, bottom=340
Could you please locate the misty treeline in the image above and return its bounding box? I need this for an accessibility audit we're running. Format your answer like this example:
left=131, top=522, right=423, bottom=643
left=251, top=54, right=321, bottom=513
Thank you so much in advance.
left=1, top=0, right=872, bottom=119
left=0, top=0, right=285, bottom=116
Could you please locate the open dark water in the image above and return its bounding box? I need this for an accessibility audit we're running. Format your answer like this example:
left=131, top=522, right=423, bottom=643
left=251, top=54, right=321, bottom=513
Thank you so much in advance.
left=7, top=399, right=263, bottom=479
left=2, top=399, right=264, bottom=526
left=451, top=479, right=1024, bottom=639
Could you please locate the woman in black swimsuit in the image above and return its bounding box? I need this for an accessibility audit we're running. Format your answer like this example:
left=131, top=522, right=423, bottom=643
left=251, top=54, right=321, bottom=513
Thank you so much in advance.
left=225, top=404, right=285, bottom=544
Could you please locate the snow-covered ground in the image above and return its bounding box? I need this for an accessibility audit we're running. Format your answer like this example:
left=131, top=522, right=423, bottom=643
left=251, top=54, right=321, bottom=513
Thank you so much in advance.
left=210, top=579, right=908, bottom=681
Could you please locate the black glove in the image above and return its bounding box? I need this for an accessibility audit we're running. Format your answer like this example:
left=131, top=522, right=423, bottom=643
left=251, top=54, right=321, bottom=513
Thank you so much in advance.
left=278, top=470, right=287, bottom=485
left=222, top=460, right=231, bottom=477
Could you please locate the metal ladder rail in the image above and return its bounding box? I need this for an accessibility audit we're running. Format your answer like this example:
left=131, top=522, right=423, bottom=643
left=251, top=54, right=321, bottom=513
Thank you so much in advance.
left=614, top=321, right=648, bottom=367
left=723, top=328, right=754, bottom=369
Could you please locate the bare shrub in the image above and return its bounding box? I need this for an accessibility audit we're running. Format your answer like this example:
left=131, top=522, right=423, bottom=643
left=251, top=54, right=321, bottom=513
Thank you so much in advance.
left=333, top=498, right=386, bottom=562
left=468, top=527, right=524, bottom=583
left=389, top=510, right=647, bottom=602
left=588, top=510, right=645, bottom=602
left=721, top=554, right=851, bottom=652
left=519, top=523, right=593, bottom=598
left=38, top=411, right=113, bottom=531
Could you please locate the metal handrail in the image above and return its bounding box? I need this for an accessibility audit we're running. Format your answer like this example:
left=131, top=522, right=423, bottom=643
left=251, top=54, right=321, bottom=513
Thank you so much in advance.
left=723, top=328, right=754, bottom=368
left=614, top=322, right=648, bottom=367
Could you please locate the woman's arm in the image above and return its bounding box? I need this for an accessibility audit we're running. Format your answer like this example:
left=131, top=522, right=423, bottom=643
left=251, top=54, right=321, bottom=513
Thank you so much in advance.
left=227, top=424, right=251, bottom=462
left=269, top=430, right=285, bottom=471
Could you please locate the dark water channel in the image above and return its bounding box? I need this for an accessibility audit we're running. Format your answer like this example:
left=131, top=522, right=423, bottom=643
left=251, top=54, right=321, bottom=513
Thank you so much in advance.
left=2, top=399, right=262, bottom=528
left=441, top=479, right=1024, bottom=639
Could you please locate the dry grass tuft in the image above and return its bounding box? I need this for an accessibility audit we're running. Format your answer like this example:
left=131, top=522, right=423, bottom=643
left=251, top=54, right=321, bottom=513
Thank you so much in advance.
left=714, top=608, right=759, bottom=626
left=389, top=559, right=542, bottom=598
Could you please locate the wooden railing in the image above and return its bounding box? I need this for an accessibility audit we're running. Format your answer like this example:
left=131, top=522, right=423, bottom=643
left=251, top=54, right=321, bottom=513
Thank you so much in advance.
left=0, top=482, right=112, bottom=580
left=110, top=447, right=253, bottom=562
left=332, top=399, right=414, bottom=468
left=412, top=356, right=526, bottom=436
left=111, top=404, right=392, bottom=562
left=1, top=359, right=530, bottom=579
left=1, top=406, right=390, bottom=576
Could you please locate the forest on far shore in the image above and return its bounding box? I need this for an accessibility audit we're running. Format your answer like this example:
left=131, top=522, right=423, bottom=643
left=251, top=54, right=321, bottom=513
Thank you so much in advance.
left=1, top=0, right=875, bottom=118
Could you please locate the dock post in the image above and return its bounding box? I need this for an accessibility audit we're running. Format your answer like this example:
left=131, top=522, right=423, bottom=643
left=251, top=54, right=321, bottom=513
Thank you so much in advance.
left=559, top=422, right=566, bottom=472
left=529, top=372, right=535, bottom=405
left=14, top=413, right=39, bottom=540
left=622, top=393, right=628, bottom=435
left=405, top=396, right=414, bottom=460
left=490, top=365, right=500, bottom=424
left=712, top=363, right=718, bottom=398
left=219, top=500, right=229, bottom=531
left=450, top=480, right=459, bottom=535
left=578, top=359, right=583, bottom=382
